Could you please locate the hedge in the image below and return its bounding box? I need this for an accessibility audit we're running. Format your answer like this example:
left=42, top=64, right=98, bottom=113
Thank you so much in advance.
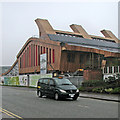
left=79, top=79, right=120, bottom=94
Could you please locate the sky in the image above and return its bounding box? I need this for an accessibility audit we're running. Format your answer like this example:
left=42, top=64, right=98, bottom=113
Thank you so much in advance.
left=0, top=0, right=119, bottom=66
left=118, top=1, right=120, bottom=39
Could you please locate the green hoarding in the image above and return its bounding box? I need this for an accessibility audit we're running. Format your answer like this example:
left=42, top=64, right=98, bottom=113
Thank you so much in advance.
left=4, top=76, right=20, bottom=85
left=30, top=74, right=52, bottom=87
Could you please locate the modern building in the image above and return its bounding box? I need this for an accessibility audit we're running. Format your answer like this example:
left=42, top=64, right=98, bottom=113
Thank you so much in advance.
left=2, top=18, right=120, bottom=80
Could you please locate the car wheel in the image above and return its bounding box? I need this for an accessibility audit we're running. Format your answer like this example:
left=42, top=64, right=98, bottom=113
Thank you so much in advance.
left=73, top=96, right=78, bottom=100
left=38, top=90, right=42, bottom=98
left=54, top=92, right=59, bottom=100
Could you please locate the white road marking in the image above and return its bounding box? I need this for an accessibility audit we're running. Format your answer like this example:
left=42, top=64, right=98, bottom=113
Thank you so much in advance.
left=78, top=104, right=89, bottom=108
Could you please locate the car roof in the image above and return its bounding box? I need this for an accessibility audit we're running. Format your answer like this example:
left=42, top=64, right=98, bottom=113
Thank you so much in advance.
left=38, top=77, right=69, bottom=81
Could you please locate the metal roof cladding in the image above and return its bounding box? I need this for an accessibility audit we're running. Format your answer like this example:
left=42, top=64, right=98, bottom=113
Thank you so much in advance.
left=48, top=34, right=120, bottom=53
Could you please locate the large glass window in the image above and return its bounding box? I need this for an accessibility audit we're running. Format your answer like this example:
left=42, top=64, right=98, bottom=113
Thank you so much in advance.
left=67, top=53, right=75, bottom=63
left=79, top=54, right=84, bottom=64
left=27, top=48, right=29, bottom=67
left=41, top=46, right=42, bottom=54
left=20, top=57, right=22, bottom=68
left=31, top=44, right=34, bottom=67
left=114, top=66, right=118, bottom=73
left=38, top=46, right=40, bottom=66
left=36, top=45, right=38, bottom=66
left=49, top=48, right=51, bottom=63
left=43, top=47, right=45, bottom=53
left=46, top=48, right=48, bottom=62
left=104, top=67, right=107, bottom=73
left=23, top=53, right=25, bottom=68
left=53, top=49, right=55, bottom=63
left=33, top=45, right=35, bottom=66
left=21, top=55, right=23, bottom=68
left=29, top=45, right=31, bottom=67
left=109, top=67, right=112, bottom=73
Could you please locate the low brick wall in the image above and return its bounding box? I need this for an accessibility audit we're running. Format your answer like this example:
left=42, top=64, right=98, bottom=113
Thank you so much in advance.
left=83, top=69, right=102, bottom=81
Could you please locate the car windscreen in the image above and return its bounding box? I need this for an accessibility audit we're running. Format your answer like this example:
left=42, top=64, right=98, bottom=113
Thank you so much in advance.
left=54, top=78, right=72, bottom=85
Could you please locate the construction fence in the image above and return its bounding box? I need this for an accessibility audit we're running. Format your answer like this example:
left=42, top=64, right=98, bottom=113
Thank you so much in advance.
left=0, top=74, right=52, bottom=87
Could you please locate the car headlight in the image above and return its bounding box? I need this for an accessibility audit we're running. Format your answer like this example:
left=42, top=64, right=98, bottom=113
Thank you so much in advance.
left=76, top=89, right=79, bottom=92
left=59, top=89, right=66, bottom=93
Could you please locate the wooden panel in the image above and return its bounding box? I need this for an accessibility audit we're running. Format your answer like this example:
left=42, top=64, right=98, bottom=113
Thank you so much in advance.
left=19, top=40, right=61, bottom=74
left=18, top=37, right=120, bottom=74
left=66, top=44, right=120, bottom=58
left=60, top=51, right=85, bottom=72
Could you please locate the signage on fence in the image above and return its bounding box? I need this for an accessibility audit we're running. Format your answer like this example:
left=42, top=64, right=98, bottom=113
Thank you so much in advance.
left=29, top=74, right=52, bottom=87
left=2, top=73, right=52, bottom=87
left=3, top=76, right=19, bottom=85
left=19, top=75, right=28, bottom=86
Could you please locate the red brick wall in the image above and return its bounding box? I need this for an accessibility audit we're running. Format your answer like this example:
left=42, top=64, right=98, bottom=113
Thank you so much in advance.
left=83, top=69, right=102, bottom=81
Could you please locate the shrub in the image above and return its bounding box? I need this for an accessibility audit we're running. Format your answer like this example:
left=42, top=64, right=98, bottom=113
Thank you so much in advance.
left=108, top=76, right=115, bottom=81
left=80, top=79, right=120, bottom=94
left=85, top=87, right=93, bottom=92
left=92, top=87, right=104, bottom=93
left=79, top=86, right=93, bottom=92
left=104, top=88, right=113, bottom=93
left=79, top=86, right=86, bottom=92
left=79, top=86, right=92, bottom=92
left=82, top=80, right=106, bottom=87
left=111, top=87, right=120, bottom=94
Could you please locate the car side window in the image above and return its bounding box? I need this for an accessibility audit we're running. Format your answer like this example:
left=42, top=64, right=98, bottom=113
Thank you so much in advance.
left=43, top=79, right=49, bottom=85
left=39, top=79, right=43, bottom=83
left=38, top=79, right=43, bottom=86
left=49, top=79, right=54, bottom=85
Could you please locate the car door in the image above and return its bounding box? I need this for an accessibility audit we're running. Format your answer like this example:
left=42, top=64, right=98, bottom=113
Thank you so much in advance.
left=48, top=79, right=56, bottom=97
left=43, top=78, right=49, bottom=95
left=39, top=79, right=44, bottom=92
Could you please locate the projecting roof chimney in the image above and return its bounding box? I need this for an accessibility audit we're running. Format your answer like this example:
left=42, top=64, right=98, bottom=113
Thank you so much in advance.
left=101, top=30, right=120, bottom=43
left=35, top=18, right=56, bottom=38
left=70, top=24, right=92, bottom=39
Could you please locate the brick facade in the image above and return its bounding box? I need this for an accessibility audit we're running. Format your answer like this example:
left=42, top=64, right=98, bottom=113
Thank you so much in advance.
left=83, top=69, right=102, bottom=81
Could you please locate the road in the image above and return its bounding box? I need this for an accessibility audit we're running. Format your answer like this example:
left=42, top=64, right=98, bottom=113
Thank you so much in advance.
left=2, top=86, right=119, bottom=119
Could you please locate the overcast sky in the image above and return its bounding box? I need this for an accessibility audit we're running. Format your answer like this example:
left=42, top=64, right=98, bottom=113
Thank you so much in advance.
left=0, top=0, right=119, bottom=66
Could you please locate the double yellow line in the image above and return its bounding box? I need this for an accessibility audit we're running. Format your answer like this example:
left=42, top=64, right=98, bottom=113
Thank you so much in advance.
left=0, top=107, right=23, bottom=119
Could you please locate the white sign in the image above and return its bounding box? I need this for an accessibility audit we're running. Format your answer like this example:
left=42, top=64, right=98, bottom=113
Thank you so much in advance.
left=40, top=53, right=47, bottom=74
left=19, top=75, right=28, bottom=86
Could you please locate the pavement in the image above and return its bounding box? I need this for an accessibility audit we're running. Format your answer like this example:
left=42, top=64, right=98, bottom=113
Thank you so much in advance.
left=79, top=92, right=120, bottom=102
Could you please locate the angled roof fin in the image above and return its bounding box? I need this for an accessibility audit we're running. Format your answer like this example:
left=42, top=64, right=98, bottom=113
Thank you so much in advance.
left=35, top=18, right=56, bottom=38
left=70, top=24, right=92, bottom=39
left=101, top=30, right=120, bottom=43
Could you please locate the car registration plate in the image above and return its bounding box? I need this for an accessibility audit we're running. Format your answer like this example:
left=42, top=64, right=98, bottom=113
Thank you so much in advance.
left=69, top=94, right=75, bottom=97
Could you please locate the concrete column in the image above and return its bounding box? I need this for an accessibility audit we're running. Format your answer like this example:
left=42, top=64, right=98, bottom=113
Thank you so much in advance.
left=103, top=67, right=104, bottom=74
left=112, top=66, right=114, bottom=73
left=107, top=67, right=109, bottom=74
left=118, top=66, right=120, bottom=73
left=90, top=53, right=92, bottom=69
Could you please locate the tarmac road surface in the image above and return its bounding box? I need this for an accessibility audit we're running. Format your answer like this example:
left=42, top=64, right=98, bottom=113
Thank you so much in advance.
left=2, top=86, right=119, bottom=119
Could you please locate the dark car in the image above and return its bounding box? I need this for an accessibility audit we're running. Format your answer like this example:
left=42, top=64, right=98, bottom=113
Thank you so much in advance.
left=37, top=77, right=79, bottom=100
